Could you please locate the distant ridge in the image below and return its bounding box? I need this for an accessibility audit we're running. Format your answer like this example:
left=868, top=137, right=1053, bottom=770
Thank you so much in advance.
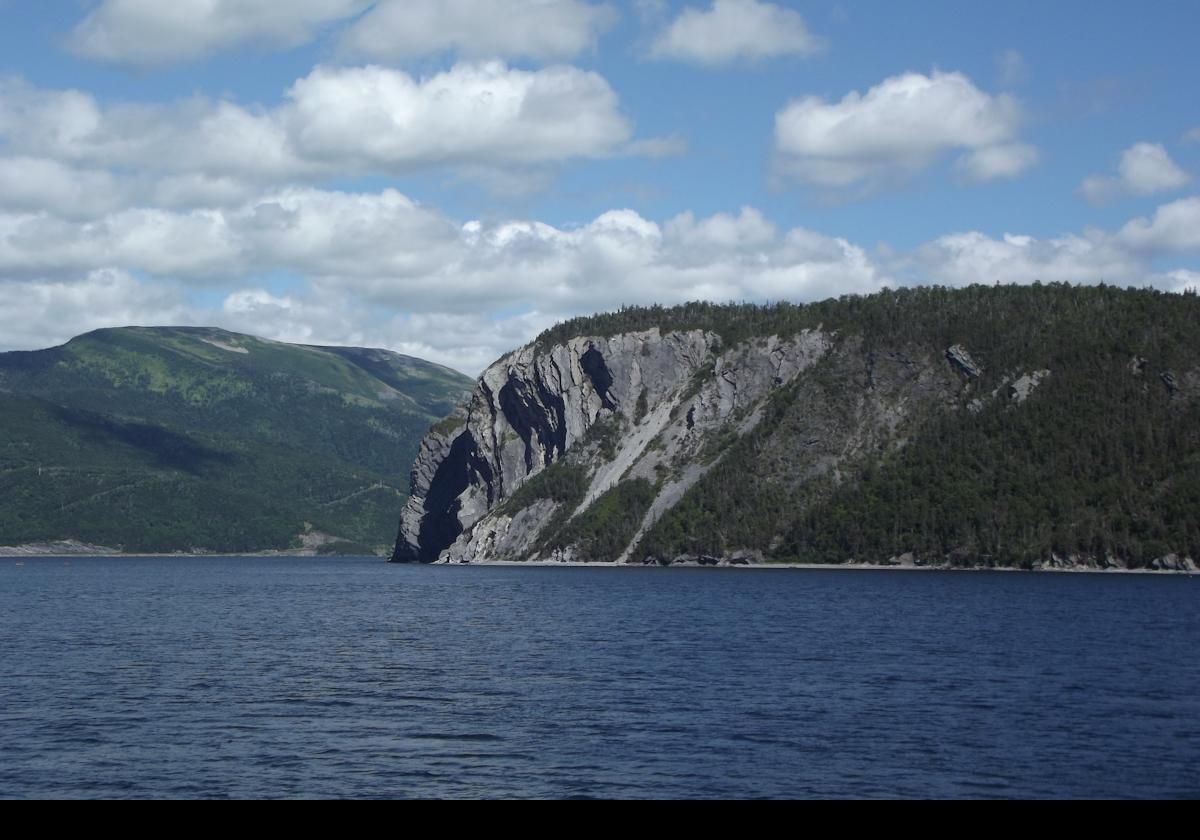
left=0, top=326, right=472, bottom=554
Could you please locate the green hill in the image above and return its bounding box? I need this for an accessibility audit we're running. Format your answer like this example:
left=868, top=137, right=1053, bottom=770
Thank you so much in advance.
left=0, top=327, right=471, bottom=554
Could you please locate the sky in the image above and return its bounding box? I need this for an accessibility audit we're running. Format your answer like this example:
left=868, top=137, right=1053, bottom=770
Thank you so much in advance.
left=0, top=1, right=1197, bottom=374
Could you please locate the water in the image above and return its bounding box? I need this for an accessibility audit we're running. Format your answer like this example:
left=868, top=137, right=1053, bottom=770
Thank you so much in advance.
left=1, top=558, right=1197, bottom=799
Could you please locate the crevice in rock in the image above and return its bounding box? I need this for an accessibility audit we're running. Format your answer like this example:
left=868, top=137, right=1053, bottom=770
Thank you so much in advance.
left=581, top=345, right=617, bottom=410
left=479, top=379, right=503, bottom=498
left=416, top=430, right=494, bottom=562
left=499, top=368, right=567, bottom=474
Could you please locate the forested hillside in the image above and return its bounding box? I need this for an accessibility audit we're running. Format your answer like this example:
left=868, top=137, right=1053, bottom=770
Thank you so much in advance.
left=398, top=284, right=1200, bottom=569
left=0, top=327, right=471, bottom=554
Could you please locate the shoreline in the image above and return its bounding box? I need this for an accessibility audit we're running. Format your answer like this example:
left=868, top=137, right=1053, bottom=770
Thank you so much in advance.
left=0, top=542, right=367, bottom=559
left=5, top=547, right=1193, bottom=574
left=433, top=558, right=1196, bottom=575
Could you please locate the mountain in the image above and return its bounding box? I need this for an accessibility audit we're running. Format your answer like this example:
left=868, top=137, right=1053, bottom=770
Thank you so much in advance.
left=393, top=284, right=1200, bottom=571
left=0, top=327, right=471, bottom=554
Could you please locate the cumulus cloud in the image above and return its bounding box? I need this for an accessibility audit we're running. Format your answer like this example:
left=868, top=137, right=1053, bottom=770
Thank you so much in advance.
left=1079, top=142, right=1191, bottom=205
left=1160, top=269, right=1200, bottom=294
left=218, top=292, right=555, bottom=374
left=67, top=0, right=617, bottom=67
left=0, top=269, right=194, bottom=351
left=0, top=157, right=127, bottom=218
left=0, top=189, right=886, bottom=296
left=0, top=207, right=240, bottom=280
left=340, top=0, right=616, bottom=62
left=649, top=0, right=824, bottom=64
left=5, top=186, right=1199, bottom=373
left=286, top=63, right=632, bottom=169
left=1117, top=196, right=1200, bottom=252
left=773, top=71, right=1035, bottom=191
left=0, top=189, right=890, bottom=368
left=0, top=77, right=308, bottom=182
left=904, top=230, right=1143, bottom=288
left=67, top=0, right=370, bottom=67
left=0, top=65, right=645, bottom=195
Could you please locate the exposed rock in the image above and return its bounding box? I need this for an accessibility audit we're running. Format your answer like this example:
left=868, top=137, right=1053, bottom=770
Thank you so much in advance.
left=390, top=297, right=1199, bottom=570
left=887, top=552, right=917, bottom=567
left=393, top=329, right=717, bottom=562
left=1129, top=356, right=1149, bottom=376
left=1150, top=554, right=1198, bottom=572
left=1009, top=369, right=1051, bottom=403
left=393, top=325, right=953, bottom=566
left=0, top=540, right=120, bottom=556
left=439, top=499, right=559, bottom=564
left=1161, top=371, right=1179, bottom=396
left=1035, top=553, right=1130, bottom=571
left=393, top=328, right=834, bottom=563
left=946, top=344, right=982, bottom=379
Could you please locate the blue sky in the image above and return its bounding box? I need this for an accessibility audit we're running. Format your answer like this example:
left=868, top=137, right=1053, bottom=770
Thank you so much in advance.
left=0, top=1, right=1197, bottom=372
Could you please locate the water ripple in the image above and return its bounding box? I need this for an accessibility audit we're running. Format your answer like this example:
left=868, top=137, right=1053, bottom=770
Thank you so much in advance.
left=2, top=558, right=1198, bottom=799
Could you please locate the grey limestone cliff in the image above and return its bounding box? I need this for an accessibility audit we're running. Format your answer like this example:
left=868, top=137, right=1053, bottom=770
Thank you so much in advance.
left=392, top=287, right=1200, bottom=570
left=392, top=325, right=965, bottom=565
left=394, top=328, right=713, bottom=561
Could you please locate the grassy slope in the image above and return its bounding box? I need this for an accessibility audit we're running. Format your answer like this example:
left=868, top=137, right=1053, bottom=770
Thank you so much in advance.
left=0, top=327, right=471, bottom=553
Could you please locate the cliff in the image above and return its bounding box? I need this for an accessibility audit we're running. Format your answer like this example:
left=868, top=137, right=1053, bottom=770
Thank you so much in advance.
left=392, top=285, right=1200, bottom=570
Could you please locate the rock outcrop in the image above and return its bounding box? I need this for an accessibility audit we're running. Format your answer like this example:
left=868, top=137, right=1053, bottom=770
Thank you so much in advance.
left=391, top=287, right=1200, bottom=571
left=946, top=344, right=983, bottom=379
left=392, top=325, right=953, bottom=565
left=393, top=329, right=717, bottom=562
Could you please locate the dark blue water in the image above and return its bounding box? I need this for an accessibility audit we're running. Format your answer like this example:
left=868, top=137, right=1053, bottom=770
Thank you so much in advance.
left=1, top=558, right=1197, bottom=799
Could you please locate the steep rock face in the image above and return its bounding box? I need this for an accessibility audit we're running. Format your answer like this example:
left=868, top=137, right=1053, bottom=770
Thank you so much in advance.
left=392, top=286, right=1200, bottom=570
left=393, top=329, right=716, bottom=561
left=395, top=325, right=959, bottom=564
left=433, top=329, right=835, bottom=565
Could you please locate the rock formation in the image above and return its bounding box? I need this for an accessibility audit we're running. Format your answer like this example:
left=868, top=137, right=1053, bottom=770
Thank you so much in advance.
left=391, top=287, right=1200, bottom=571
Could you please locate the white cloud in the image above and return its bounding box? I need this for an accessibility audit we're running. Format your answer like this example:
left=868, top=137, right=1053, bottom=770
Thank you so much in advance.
left=1079, top=142, right=1191, bottom=205
left=67, top=0, right=617, bottom=68
left=1160, top=269, right=1200, bottom=294
left=1183, top=128, right=1200, bottom=145
left=218, top=292, right=554, bottom=374
left=5, top=186, right=1199, bottom=373
left=0, top=207, right=240, bottom=280
left=956, top=143, right=1039, bottom=183
left=0, top=189, right=889, bottom=368
left=340, top=0, right=617, bottom=62
left=285, top=63, right=632, bottom=169
left=0, top=190, right=885, bottom=302
left=0, top=66, right=645, bottom=194
left=0, top=77, right=308, bottom=181
left=0, top=269, right=194, bottom=351
left=1117, top=197, right=1200, bottom=252
left=773, top=71, right=1035, bottom=190
left=0, top=158, right=126, bottom=218
left=905, top=230, right=1143, bottom=288
left=1119, top=143, right=1190, bottom=194
left=67, top=0, right=369, bottom=67
left=650, top=0, right=824, bottom=65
